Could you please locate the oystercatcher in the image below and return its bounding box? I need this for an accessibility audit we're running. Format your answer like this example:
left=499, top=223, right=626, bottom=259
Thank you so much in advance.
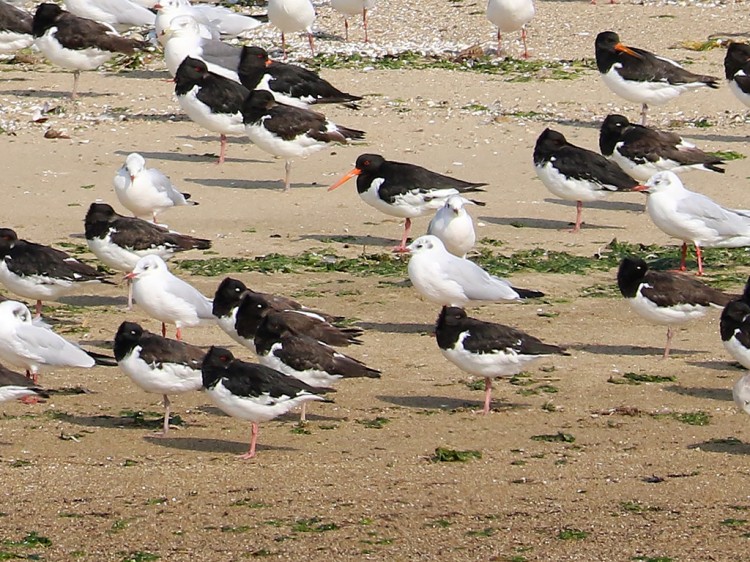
left=328, top=153, right=486, bottom=252
left=436, top=306, right=568, bottom=414
left=201, top=346, right=330, bottom=459
left=241, top=89, right=365, bottom=191
left=595, top=31, right=719, bottom=125
left=720, top=277, right=750, bottom=370
left=724, top=41, right=750, bottom=109
left=0, top=0, right=33, bottom=55
left=533, top=128, right=637, bottom=232
left=0, top=363, right=47, bottom=402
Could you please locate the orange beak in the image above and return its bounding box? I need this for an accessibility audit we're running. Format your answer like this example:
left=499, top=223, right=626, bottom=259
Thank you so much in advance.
left=633, top=185, right=649, bottom=192
left=265, top=60, right=273, bottom=67
left=124, top=272, right=137, bottom=280
left=614, top=42, right=642, bottom=59
left=327, top=168, right=361, bottom=191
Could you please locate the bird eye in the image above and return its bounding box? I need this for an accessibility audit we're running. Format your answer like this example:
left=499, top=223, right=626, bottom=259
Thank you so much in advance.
left=363, top=160, right=370, bottom=166
left=220, top=354, right=229, bottom=363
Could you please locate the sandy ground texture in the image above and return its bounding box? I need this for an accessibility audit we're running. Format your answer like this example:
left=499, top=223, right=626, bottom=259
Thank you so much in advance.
left=2, top=0, right=750, bottom=560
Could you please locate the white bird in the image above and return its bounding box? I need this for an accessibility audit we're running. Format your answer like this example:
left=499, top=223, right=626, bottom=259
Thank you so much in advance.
left=330, top=0, right=374, bottom=42
left=486, top=0, right=534, bottom=59
left=125, top=255, right=215, bottom=340
left=63, top=0, right=155, bottom=28
left=113, top=153, right=197, bottom=222
left=734, top=372, right=750, bottom=417
left=161, top=14, right=240, bottom=80
left=155, top=0, right=264, bottom=44
left=427, top=195, right=477, bottom=257
left=267, top=0, right=315, bottom=57
left=635, top=171, right=750, bottom=275
left=0, top=300, right=94, bottom=383
left=406, top=235, right=543, bottom=306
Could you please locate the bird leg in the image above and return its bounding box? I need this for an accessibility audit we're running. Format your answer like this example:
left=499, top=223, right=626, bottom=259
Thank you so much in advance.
left=284, top=160, right=292, bottom=192
left=307, top=32, right=315, bottom=57
left=521, top=27, right=529, bottom=59
left=175, top=327, right=182, bottom=341
left=218, top=134, right=227, bottom=165
left=35, top=300, right=43, bottom=318
left=363, top=8, right=369, bottom=43
left=238, top=422, right=259, bottom=459
left=126, top=278, right=134, bottom=310
left=679, top=242, right=688, bottom=271
left=482, top=377, right=493, bottom=414
left=663, top=327, right=674, bottom=359
left=567, top=200, right=583, bottom=233
left=496, top=29, right=503, bottom=57
left=71, top=70, right=81, bottom=100
left=161, top=322, right=167, bottom=337
left=640, top=103, right=648, bottom=126
left=300, top=403, right=307, bottom=423
left=281, top=32, right=287, bottom=59
left=695, top=244, right=704, bottom=276
left=154, top=394, right=171, bottom=437
left=393, top=218, right=412, bottom=252
left=344, top=17, right=349, bottom=41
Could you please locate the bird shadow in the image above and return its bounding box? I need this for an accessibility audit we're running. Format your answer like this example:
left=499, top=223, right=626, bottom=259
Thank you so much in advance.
left=144, top=435, right=294, bottom=455
left=678, top=132, right=750, bottom=144
left=183, top=177, right=320, bottom=191
left=114, top=148, right=223, bottom=163
left=58, top=295, right=129, bottom=307
left=357, top=322, right=433, bottom=334
left=573, top=343, right=696, bottom=357
left=664, top=384, right=733, bottom=402
left=545, top=198, right=645, bottom=213
left=298, top=234, right=401, bottom=248
left=480, top=215, right=619, bottom=231
left=688, top=437, right=750, bottom=455
left=377, top=394, right=526, bottom=412
left=0, top=89, right=108, bottom=99
left=114, top=69, right=171, bottom=80
left=684, top=360, right=745, bottom=373
left=119, top=113, right=189, bottom=123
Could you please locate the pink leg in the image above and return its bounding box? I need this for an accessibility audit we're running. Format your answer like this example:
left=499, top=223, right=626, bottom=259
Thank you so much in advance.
left=695, top=244, right=704, bottom=276
left=71, top=70, right=80, bottom=100
left=152, top=212, right=159, bottom=224
left=175, top=327, right=182, bottom=341
left=570, top=200, right=583, bottom=233
left=161, top=322, right=167, bottom=337
left=344, top=17, right=349, bottom=41
left=35, top=300, right=43, bottom=318
left=482, top=378, right=493, bottom=414
left=281, top=32, right=287, bottom=59
left=284, top=160, right=292, bottom=191
left=126, top=279, right=134, bottom=310
left=497, top=29, right=502, bottom=56
left=663, top=327, right=673, bottom=359
left=217, top=134, right=227, bottom=165
left=238, top=422, right=259, bottom=459
left=308, top=32, right=315, bottom=56
left=521, top=27, right=529, bottom=59
left=679, top=242, right=688, bottom=271
left=363, top=8, right=368, bottom=42
left=154, top=395, right=171, bottom=437
left=393, top=218, right=412, bottom=252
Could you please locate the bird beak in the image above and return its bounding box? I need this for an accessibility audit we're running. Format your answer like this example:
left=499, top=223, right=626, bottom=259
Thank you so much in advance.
left=265, top=60, right=272, bottom=67
left=633, top=185, right=649, bottom=192
left=615, top=42, right=642, bottom=59
left=327, top=168, right=361, bottom=191
left=130, top=174, right=135, bottom=181
left=124, top=272, right=137, bottom=280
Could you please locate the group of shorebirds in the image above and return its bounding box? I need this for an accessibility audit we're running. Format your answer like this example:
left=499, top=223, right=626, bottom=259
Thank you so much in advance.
left=1, top=0, right=750, bottom=459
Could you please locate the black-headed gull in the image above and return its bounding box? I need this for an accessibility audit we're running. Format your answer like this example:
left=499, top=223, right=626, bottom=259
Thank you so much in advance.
left=0, top=0, right=33, bottom=55
left=267, top=0, right=315, bottom=57
left=237, top=45, right=362, bottom=109
left=599, top=114, right=725, bottom=182
left=634, top=171, right=750, bottom=275
left=725, top=42, right=750, bottom=109
left=0, top=228, right=111, bottom=317
left=406, top=235, right=543, bottom=306
left=84, top=202, right=211, bottom=308
left=721, top=277, right=750, bottom=370
left=486, top=0, right=534, bottom=59
left=0, top=363, right=46, bottom=402
left=436, top=306, right=568, bottom=414
left=595, top=31, right=719, bottom=125
left=617, top=257, right=731, bottom=359
left=125, top=254, right=214, bottom=340
left=63, top=0, right=155, bottom=28
left=330, top=0, right=374, bottom=42
left=201, top=346, right=329, bottom=459
left=155, top=0, right=265, bottom=42
left=32, top=3, right=147, bottom=99
left=533, top=128, right=637, bottom=233
left=427, top=195, right=477, bottom=257
left=175, top=56, right=249, bottom=165
left=241, top=90, right=365, bottom=192
left=113, top=153, right=197, bottom=222
left=114, top=321, right=204, bottom=435
left=328, top=153, right=486, bottom=252
left=0, top=300, right=95, bottom=383
left=254, top=312, right=379, bottom=421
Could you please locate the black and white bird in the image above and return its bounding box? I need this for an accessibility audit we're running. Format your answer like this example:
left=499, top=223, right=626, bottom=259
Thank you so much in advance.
left=328, top=153, right=486, bottom=252
left=595, top=31, right=719, bottom=125
left=634, top=171, right=750, bottom=275
left=175, top=56, right=249, bottom=165
left=241, top=89, right=365, bottom=192
left=724, top=41, right=750, bottom=109
left=32, top=2, right=147, bottom=98
left=0, top=0, right=33, bottom=56
left=212, top=276, right=362, bottom=350
left=0, top=228, right=111, bottom=317
left=533, top=128, right=638, bottom=233
left=599, top=114, right=725, bottom=182
left=720, top=276, right=750, bottom=370
left=435, top=306, right=568, bottom=414
left=0, top=363, right=47, bottom=403
left=407, top=235, right=543, bottom=306
left=617, top=256, right=732, bottom=358
left=0, top=300, right=95, bottom=383
left=113, top=153, right=198, bottom=222
left=84, top=202, right=211, bottom=308
left=114, top=321, right=204, bottom=436
left=237, top=45, right=362, bottom=109
left=427, top=195, right=478, bottom=257
left=254, top=312, right=379, bottom=421
left=201, top=346, right=330, bottom=459
left=125, top=254, right=214, bottom=340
